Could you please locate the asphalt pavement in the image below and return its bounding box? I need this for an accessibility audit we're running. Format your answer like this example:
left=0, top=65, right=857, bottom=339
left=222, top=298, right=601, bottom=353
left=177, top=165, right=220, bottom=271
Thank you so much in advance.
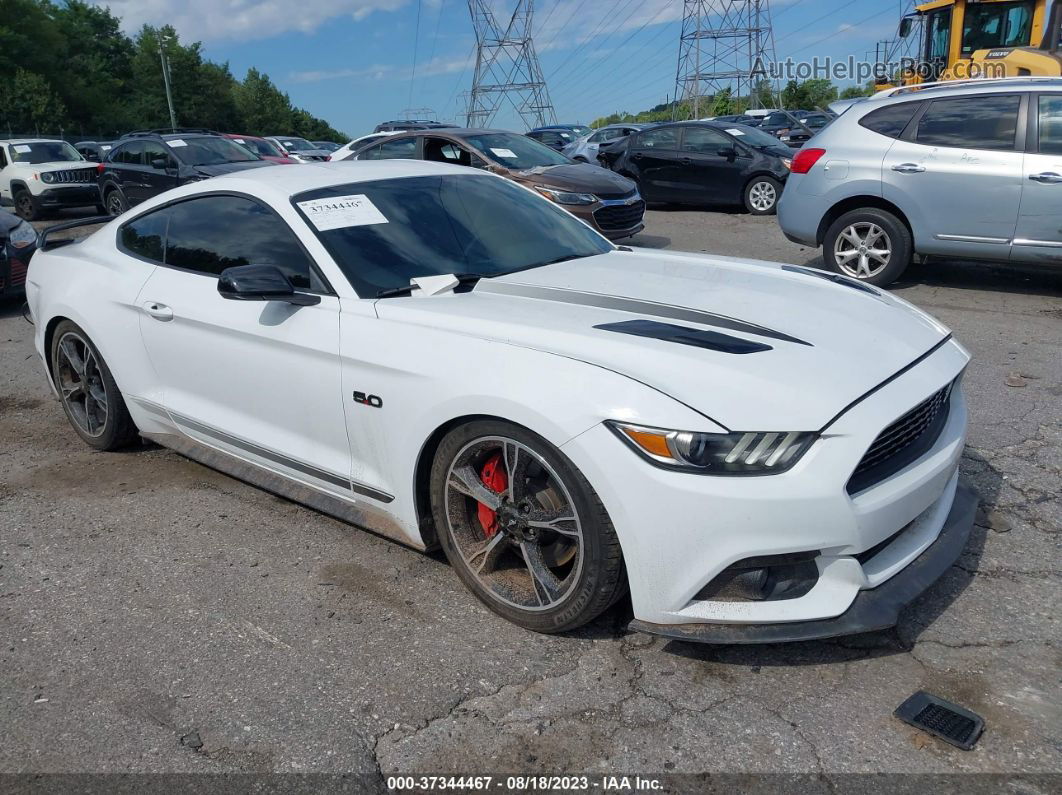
left=1, top=208, right=1059, bottom=790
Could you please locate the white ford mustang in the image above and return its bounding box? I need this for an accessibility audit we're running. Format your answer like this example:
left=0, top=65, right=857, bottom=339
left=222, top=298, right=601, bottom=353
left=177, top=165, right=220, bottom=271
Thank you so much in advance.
left=26, top=161, right=976, bottom=642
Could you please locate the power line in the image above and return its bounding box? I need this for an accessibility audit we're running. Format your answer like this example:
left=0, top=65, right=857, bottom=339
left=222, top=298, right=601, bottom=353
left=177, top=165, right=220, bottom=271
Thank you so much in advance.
left=408, top=0, right=424, bottom=107
left=546, top=0, right=642, bottom=83
left=536, top=0, right=592, bottom=53
left=773, top=0, right=865, bottom=46
left=784, top=4, right=896, bottom=58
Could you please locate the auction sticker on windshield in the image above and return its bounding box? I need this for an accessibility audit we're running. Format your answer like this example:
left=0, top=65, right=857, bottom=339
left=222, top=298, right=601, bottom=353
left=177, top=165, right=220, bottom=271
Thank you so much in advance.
left=167, top=139, right=188, bottom=147
left=297, top=194, right=389, bottom=231
left=13, top=145, right=31, bottom=153
left=490, top=148, right=517, bottom=159
left=726, top=129, right=745, bottom=136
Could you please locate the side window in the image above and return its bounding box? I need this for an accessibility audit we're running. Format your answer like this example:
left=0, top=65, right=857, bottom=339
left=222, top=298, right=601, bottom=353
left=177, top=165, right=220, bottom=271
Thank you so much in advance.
left=375, top=138, right=417, bottom=159
left=859, top=102, right=922, bottom=138
left=915, top=95, right=1021, bottom=150
left=111, top=142, right=143, bottom=164
left=1039, top=95, right=1062, bottom=155
left=120, top=207, right=169, bottom=263
left=423, top=138, right=472, bottom=166
left=587, top=130, right=607, bottom=143
left=681, top=126, right=731, bottom=154
left=636, top=127, right=680, bottom=150
left=358, top=143, right=384, bottom=160
left=0, top=147, right=7, bottom=168
left=142, top=141, right=172, bottom=167
left=164, top=195, right=321, bottom=290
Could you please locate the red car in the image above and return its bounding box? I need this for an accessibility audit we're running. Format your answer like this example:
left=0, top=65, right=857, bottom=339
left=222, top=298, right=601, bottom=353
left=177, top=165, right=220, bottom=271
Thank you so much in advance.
left=223, top=134, right=297, bottom=164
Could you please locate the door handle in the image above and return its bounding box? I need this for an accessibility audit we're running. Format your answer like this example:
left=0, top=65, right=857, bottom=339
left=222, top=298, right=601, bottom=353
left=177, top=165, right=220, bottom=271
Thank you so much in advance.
left=142, top=301, right=174, bottom=321
left=631, top=152, right=643, bottom=160
left=1029, top=172, right=1062, bottom=184
left=680, top=157, right=692, bottom=165
left=891, top=163, right=926, bottom=174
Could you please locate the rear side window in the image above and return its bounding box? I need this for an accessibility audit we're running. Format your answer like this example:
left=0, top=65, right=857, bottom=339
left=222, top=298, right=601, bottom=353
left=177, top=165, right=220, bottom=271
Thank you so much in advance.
left=1038, top=95, right=1062, bottom=154
left=637, top=127, right=680, bottom=150
left=164, top=195, right=321, bottom=290
left=859, top=102, right=922, bottom=138
left=120, top=208, right=168, bottom=263
left=110, top=142, right=143, bottom=164
left=915, top=95, right=1021, bottom=150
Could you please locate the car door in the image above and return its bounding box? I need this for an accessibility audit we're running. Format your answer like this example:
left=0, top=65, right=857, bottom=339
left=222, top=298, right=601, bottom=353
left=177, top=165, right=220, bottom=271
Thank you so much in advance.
left=627, top=126, right=684, bottom=202
left=881, top=93, right=1025, bottom=260
left=678, top=126, right=748, bottom=204
left=135, top=194, right=352, bottom=495
left=1014, top=93, right=1062, bottom=262
left=139, top=141, right=180, bottom=204
left=109, top=141, right=146, bottom=204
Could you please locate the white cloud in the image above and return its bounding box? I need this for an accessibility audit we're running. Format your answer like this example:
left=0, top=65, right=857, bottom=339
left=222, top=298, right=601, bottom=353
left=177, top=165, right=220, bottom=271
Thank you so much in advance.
left=92, top=0, right=409, bottom=42
left=288, top=52, right=472, bottom=83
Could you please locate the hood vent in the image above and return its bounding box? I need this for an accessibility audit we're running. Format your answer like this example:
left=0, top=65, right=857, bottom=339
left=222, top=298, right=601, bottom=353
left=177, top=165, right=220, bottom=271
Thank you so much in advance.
left=594, top=320, right=772, bottom=354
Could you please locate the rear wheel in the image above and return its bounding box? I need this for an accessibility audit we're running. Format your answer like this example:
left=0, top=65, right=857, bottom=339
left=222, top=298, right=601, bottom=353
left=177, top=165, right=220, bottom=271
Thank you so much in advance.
left=430, top=420, right=626, bottom=633
left=744, top=176, right=781, bottom=215
left=105, top=188, right=127, bottom=217
left=14, top=190, right=41, bottom=221
left=50, top=320, right=139, bottom=451
left=823, top=208, right=912, bottom=287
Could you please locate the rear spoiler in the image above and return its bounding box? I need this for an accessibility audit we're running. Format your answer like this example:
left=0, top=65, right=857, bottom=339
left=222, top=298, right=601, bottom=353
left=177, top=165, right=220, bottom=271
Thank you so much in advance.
left=38, top=215, right=112, bottom=251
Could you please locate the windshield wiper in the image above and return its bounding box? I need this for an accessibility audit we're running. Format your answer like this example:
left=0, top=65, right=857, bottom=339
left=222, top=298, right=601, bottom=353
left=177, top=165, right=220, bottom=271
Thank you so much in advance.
left=375, top=272, right=491, bottom=299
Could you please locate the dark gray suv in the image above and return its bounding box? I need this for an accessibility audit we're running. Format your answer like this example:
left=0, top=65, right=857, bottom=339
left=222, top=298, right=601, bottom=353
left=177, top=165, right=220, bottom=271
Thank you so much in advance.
left=778, top=78, right=1062, bottom=286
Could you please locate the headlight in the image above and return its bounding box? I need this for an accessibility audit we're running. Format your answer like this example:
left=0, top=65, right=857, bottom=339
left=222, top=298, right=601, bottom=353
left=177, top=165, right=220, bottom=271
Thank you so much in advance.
left=781, top=158, right=792, bottom=170
left=533, top=186, right=598, bottom=205
left=40, top=172, right=56, bottom=183
left=608, top=421, right=816, bottom=475
left=8, top=220, right=38, bottom=249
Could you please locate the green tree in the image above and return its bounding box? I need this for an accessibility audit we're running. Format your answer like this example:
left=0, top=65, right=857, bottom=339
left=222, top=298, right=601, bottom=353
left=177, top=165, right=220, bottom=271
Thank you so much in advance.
left=0, top=68, right=67, bottom=134
left=233, top=68, right=294, bottom=135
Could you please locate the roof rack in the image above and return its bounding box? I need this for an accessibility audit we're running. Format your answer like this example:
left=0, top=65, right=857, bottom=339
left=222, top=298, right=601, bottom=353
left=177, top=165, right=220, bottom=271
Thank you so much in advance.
left=875, top=76, right=1062, bottom=99
left=120, top=128, right=220, bottom=138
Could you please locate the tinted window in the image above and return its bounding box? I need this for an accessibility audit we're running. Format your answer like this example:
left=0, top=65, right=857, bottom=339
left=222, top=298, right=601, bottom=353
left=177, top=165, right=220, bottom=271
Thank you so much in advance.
left=164, top=196, right=319, bottom=289
left=763, top=112, right=790, bottom=126
left=860, top=103, right=922, bottom=138
left=363, top=138, right=417, bottom=160
left=0, top=148, right=7, bottom=168
left=915, top=95, right=1020, bottom=150
left=681, top=126, right=730, bottom=153
left=637, top=127, right=680, bottom=150
left=294, top=174, right=611, bottom=297
left=120, top=208, right=167, bottom=262
left=1040, top=95, right=1062, bottom=155
left=110, top=142, right=143, bottom=164
left=142, top=141, right=173, bottom=167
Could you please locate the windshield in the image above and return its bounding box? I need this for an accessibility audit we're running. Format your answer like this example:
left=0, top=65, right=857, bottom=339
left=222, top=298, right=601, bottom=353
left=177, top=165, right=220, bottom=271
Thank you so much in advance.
left=171, top=137, right=261, bottom=166
left=962, top=1, right=1033, bottom=54
left=278, top=137, right=316, bottom=151
left=9, top=141, right=83, bottom=164
left=463, top=132, right=570, bottom=170
left=293, top=174, right=611, bottom=297
left=721, top=125, right=786, bottom=148
left=232, top=137, right=282, bottom=158
left=569, top=126, right=591, bottom=137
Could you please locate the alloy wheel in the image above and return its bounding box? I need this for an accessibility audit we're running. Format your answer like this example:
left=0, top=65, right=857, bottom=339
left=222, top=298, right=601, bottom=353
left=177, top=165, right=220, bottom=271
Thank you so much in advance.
left=15, top=194, right=34, bottom=220
left=55, top=332, right=109, bottom=437
left=107, top=192, right=125, bottom=216
left=443, top=435, right=584, bottom=612
left=748, top=180, right=777, bottom=212
left=834, top=222, right=892, bottom=279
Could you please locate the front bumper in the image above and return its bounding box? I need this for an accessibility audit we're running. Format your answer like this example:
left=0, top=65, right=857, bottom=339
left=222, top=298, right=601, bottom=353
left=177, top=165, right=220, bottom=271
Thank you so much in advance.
left=37, top=186, right=100, bottom=209
left=561, top=338, right=972, bottom=638
left=630, top=482, right=975, bottom=643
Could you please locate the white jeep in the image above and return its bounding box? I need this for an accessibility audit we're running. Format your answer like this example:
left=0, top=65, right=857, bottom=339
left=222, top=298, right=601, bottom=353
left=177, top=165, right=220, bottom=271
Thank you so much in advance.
left=0, top=139, right=103, bottom=220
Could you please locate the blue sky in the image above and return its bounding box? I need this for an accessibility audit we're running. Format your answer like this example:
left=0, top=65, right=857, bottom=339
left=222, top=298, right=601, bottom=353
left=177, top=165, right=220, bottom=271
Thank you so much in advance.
left=95, top=0, right=908, bottom=137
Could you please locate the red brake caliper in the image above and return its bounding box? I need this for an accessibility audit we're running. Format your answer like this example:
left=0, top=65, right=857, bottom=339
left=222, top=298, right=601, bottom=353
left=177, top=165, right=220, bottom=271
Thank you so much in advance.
left=476, top=452, right=508, bottom=538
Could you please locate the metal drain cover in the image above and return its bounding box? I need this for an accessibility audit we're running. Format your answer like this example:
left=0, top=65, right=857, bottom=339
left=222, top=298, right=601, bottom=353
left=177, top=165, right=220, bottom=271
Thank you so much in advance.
left=895, top=691, right=985, bottom=750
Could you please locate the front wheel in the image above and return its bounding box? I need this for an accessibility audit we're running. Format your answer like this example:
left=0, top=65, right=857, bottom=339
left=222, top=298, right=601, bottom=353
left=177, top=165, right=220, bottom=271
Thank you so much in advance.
left=823, top=208, right=912, bottom=287
left=14, top=190, right=41, bottom=221
left=744, top=176, right=781, bottom=215
left=105, top=188, right=127, bottom=217
left=50, top=320, right=140, bottom=450
left=430, top=420, right=626, bottom=633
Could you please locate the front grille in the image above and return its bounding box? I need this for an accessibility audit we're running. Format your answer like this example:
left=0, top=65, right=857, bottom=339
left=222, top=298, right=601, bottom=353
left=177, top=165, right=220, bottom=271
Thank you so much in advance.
left=593, top=200, right=645, bottom=231
left=49, top=168, right=96, bottom=184
left=847, top=382, right=953, bottom=494
left=9, top=258, right=28, bottom=287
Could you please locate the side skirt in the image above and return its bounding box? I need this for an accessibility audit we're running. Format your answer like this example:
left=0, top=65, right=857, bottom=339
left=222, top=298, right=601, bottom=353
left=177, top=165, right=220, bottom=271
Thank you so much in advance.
left=141, top=431, right=426, bottom=552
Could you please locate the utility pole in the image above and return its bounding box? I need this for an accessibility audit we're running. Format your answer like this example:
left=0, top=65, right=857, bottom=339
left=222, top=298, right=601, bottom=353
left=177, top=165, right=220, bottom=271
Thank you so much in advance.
left=466, top=1, right=556, bottom=130
left=158, top=33, right=178, bottom=132
left=675, top=0, right=777, bottom=119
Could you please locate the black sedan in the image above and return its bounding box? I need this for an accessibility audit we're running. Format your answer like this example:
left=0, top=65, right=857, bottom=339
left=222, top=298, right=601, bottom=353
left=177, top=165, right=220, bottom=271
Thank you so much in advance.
left=1, top=208, right=37, bottom=298
left=608, top=122, right=793, bottom=215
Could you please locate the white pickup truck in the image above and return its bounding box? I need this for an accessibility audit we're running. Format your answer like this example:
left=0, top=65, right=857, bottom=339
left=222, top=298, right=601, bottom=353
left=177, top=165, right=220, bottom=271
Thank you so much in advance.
left=0, top=139, right=103, bottom=220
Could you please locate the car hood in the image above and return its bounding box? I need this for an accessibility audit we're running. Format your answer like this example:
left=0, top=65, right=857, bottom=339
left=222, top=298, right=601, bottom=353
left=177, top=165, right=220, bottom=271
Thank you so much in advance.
left=512, top=163, right=636, bottom=198
left=193, top=160, right=274, bottom=177
left=375, top=249, right=950, bottom=431
left=12, top=160, right=91, bottom=172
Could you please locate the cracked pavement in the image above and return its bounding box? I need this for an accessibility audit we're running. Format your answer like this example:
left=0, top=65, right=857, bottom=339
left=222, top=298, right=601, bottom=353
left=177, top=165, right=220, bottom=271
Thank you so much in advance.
left=1, top=210, right=1059, bottom=787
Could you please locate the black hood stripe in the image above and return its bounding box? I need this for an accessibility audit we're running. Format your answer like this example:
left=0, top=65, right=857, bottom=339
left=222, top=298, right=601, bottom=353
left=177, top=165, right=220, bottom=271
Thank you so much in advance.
left=477, top=281, right=811, bottom=346
left=595, top=320, right=772, bottom=354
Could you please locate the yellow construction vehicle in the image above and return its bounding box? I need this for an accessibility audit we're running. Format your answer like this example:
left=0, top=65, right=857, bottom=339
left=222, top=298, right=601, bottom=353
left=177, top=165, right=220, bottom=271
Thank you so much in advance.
left=878, top=0, right=1061, bottom=88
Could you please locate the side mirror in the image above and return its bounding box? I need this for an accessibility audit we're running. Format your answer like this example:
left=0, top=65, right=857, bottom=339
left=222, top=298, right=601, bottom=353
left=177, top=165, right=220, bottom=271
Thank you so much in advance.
left=218, top=264, right=320, bottom=306
left=84, top=152, right=100, bottom=162
left=151, top=157, right=172, bottom=170
left=717, top=146, right=738, bottom=160
left=899, top=18, right=913, bottom=39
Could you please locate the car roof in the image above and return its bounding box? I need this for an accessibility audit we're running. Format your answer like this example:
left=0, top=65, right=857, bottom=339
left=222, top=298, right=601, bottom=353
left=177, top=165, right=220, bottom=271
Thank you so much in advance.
left=871, top=76, right=1062, bottom=104
left=0, top=138, right=65, bottom=145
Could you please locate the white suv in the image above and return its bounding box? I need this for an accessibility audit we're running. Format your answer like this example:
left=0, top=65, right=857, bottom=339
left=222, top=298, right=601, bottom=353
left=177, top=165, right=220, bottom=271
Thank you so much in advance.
left=0, top=139, right=102, bottom=220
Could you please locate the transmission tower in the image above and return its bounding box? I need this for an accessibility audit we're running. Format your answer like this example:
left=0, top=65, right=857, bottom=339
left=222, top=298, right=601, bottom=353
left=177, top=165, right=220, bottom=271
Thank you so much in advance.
left=674, top=0, right=777, bottom=119
left=466, top=1, right=556, bottom=129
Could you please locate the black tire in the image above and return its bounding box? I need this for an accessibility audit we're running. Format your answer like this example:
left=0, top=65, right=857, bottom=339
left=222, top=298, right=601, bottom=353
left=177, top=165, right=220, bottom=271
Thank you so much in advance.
left=573, top=156, right=588, bottom=163
left=14, top=190, right=41, bottom=221
left=50, top=320, right=139, bottom=451
left=823, top=207, right=912, bottom=287
left=743, top=176, right=781, bottom=215
left=430, top=419, right=626, bottom=633
left=104, top=187, right=127, bottom=217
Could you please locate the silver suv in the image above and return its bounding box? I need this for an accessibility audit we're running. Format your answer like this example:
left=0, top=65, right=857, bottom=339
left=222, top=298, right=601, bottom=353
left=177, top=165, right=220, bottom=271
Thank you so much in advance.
left=778, top=78, right=1062, bottom=286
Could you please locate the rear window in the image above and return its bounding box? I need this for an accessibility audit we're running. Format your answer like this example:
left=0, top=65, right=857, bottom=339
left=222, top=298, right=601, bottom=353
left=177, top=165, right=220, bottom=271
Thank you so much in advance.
left=915, top=95, right=1021, bottom=151
left=859, top=102, right=922, bottom=138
